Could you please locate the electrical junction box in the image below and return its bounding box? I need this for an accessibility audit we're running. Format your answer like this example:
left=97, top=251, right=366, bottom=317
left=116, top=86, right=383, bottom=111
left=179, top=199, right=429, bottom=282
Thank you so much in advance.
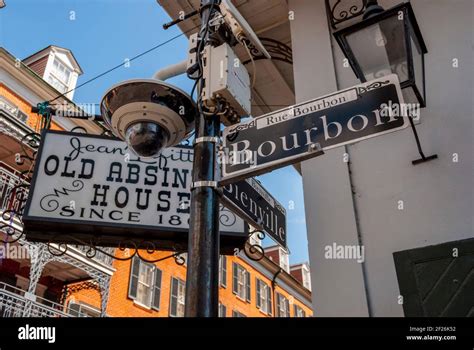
left=202, top=42, right=251, bottom=121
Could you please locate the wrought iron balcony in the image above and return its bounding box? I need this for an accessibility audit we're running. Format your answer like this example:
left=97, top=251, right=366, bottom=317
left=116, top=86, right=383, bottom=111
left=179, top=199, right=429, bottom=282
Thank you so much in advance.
left=0, top=163, right=25, bottom=214
left=0, top=282, right=72, bottom=317
left=0, top=162, right=116, bottom=267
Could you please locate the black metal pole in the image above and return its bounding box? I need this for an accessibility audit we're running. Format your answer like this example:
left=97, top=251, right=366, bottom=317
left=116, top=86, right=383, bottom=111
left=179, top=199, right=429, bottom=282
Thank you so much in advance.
left=185, top=0, right=220, bottom=317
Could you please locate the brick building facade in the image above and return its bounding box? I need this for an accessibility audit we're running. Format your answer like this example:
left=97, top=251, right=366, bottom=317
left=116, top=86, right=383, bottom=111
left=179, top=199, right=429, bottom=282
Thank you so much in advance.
left=67, top=249, right=312, bottom=318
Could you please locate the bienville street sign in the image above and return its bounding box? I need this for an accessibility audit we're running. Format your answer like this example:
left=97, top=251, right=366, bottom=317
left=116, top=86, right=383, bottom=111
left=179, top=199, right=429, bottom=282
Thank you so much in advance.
left=221, top=177, right=287, bottom=248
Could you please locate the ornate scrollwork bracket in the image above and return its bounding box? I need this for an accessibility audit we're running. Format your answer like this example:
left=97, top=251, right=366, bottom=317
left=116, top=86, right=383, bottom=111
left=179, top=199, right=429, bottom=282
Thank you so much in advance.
left=45, top=236, right=187, bottom=265
left=325, top=0, right=368, bottom=29
left=243, top=228, right=266, bottom=261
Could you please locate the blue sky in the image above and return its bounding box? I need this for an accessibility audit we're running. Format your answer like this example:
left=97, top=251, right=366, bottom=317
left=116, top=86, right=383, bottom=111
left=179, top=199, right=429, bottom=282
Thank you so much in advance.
left=0, top=0, right=310, bottom=265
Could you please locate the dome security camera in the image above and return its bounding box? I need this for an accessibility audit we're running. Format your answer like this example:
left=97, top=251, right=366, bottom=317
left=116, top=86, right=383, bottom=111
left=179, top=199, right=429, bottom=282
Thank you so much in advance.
left=100, top=79, right=197, bottom=158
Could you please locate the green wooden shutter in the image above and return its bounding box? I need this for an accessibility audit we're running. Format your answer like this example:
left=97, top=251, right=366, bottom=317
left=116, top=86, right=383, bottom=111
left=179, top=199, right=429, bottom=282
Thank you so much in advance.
left=276, top=293, right=281, bottom=317
left=256, top=278, right=261, bottom=308
left=128, top=256, right=140, bottom=299
left=219, top=303, right=227, bottom=317
left=222, top=256, right=227, bottom=287
left=245, top=270, right=251, bottom=302
left=152, top=268, right=162, bottom=310
left=169, top=277, right=178, bottom=316
left=267, top=286, right=273, bottom=316
left=232, top=262, right=238, bottom=294
left=285, top=298, right=290, bottom=317
left=220, top=256, right=227, bottom=287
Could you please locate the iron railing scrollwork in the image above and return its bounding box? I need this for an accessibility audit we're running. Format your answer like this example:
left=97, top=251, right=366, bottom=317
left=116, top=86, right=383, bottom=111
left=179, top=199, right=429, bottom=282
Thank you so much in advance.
left=243, top=38, right=293, bottom=65
left=46, top=237, right=187, bottom=265
left=325, top=0, right=368, bottom=29
left=0, top=282, right=73, bottom=318
left=59, top=280, right=100, bottom=306
left=357, top=79, right=391, bottom=95
left=0, top=132, right=41, bottom=245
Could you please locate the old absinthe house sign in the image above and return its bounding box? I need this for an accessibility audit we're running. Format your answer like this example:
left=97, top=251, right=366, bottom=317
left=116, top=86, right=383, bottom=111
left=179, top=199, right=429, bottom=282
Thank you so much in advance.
left=23, top=131, right=246, bottom=252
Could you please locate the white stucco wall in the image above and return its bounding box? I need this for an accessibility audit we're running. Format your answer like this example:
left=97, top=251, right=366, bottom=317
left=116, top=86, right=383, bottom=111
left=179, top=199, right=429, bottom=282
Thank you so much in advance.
left=290, top=0, right=473, bottom=316
left=289, top=0, right=370, bottom=317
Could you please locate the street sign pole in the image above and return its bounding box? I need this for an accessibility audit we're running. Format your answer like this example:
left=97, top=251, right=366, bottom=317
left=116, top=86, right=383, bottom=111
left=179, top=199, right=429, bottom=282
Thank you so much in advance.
left=185, top=0, right=221, bottom=317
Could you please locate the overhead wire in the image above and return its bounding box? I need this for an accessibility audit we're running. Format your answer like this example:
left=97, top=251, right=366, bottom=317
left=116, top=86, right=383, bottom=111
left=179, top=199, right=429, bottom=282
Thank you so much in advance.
left=47, top=24, right=201, bottom=105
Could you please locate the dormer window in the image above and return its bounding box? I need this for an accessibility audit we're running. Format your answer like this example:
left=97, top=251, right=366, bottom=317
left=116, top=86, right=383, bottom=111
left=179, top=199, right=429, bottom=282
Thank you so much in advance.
left=23, top=45, right=83, bottom=100
left=279, top=248, right=290, bottom=273
left=47, top=59, right=72, bottom=93
left=53, top=59, right=72, bottom=84
left=302, top=265, right=312, bottom=291
left=265, top=245, right=291, bottom=273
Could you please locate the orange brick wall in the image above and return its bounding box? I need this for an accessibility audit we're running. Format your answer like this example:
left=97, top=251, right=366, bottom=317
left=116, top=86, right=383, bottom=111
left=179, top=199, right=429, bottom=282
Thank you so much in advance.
left=68, top=250, right=313, bottom=318
left=0, top=83, right=62, bottom=132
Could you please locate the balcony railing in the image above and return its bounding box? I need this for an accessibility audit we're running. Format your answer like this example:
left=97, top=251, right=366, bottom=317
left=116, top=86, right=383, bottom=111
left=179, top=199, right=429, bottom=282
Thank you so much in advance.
left=0, top=163, right=115, bottom=267
left=0, top=162, right=26, bottom=214
left=0, top=282, right=72, bottom=317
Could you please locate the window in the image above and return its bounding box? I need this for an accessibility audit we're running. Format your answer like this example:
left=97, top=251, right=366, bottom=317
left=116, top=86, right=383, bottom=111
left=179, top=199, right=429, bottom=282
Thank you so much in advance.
left=169, top=277, right=186, bottom=317
left=48, top=58, right=72, bottom=93
left=218, top=303, right=227, bottom=317
left=128, top=256, right=162, bottom=310
left=276, top=293, right=290, bottom=317
left=256, top=278, right=272, bottom=315
left=219, top=255, right=227, bottom=287
left=17, top=110, right=28, bottom=124
left=232, top=310, right=246, bottom=318
left=0, top=96, right=28, bottom=124
left=232, top=262, right=250, bottom=302
left=280, top=249, right=290, bottom=273
left=302, top=266, right=312, bottom=291
left=293, top=304, right=306, bottom=318
left=68, top=302, right=100, bottom=317
left=47, top=74, right=68, bottom=93
left=52, top=59, right=71, bottom=84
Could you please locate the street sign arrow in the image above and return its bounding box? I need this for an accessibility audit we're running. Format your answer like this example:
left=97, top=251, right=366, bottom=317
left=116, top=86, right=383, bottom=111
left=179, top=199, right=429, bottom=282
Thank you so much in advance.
left=220, top=75, right=408, bottom=185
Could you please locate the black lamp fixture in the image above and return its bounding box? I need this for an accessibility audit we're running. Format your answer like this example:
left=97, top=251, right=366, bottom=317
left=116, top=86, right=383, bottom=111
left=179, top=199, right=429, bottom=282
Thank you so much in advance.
left=331, top=0, right=436, bottom=164
left=334, top=1, right=427, bottom=107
